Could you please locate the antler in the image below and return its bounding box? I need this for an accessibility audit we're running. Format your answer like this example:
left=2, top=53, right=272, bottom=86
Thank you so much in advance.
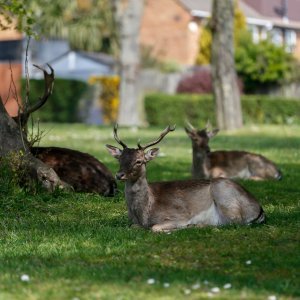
left=113, top=124, right=128, bottom=148
left=185, top=120, right=195, bottom=132
left=137, top=125, right=176, bottom=150
left=26, top=64, right=54, bottom=115
left=205, top=119, right=212, bottom=131
left=12, top=64, right=54, bottom=129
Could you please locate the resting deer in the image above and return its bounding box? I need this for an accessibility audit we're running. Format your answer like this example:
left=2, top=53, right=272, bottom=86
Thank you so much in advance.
left=13, top=64, right=117, bottom=196
left=106, top=125, right=265, bottom=232
left=185, top=122, right=282, bottom=181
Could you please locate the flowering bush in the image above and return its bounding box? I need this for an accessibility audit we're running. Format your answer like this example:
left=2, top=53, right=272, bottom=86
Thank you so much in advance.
left=89, top=75, right=120, bottom=124
left=176, top=67, right=243, bottom=94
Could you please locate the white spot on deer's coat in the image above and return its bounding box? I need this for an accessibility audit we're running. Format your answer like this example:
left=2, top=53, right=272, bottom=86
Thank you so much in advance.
left=236, top=168, right=251, bottom=179
left=188, top=204, right=220, bottom=226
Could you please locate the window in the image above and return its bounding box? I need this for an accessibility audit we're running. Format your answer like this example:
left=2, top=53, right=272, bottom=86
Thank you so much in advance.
left=285, top=29, right=297, bottom=52
left=271, top=28, right=283, bottom=46
left=248, top=25, right=260, bottom=43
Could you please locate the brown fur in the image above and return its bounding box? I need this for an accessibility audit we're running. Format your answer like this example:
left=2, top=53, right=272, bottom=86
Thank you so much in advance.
left=106, top=126, right=265, bottom=232
left=32, top=147, right=117, bottom=196
left=185, top=126, right=282, bottom=181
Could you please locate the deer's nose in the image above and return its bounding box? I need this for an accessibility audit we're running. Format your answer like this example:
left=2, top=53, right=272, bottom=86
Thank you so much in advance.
left=116, top=172, right=126, bottom=180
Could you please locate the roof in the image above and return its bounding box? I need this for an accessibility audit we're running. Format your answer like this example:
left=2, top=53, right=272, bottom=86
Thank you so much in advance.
left=48, top=50, right=115, bottom=67
left=179, top=0, right=300, bottom=29
left=243, top=0, right=300, bottom=22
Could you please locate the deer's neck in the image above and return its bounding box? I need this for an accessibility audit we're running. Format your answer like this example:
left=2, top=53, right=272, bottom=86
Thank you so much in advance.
left=192, top=144, right=209, bottom=179
left=125, top=173, right=153, bottom=227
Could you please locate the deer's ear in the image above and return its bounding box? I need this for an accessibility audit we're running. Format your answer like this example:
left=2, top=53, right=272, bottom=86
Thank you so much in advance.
left=106, top=145, right=122, bottom=159
left=207, top=128, right=219, bottom=138
left=145, top=148, right=160, bottom=162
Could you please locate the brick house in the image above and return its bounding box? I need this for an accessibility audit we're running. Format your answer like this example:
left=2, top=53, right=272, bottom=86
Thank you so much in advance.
left=140, top=0, right=300, bottom=66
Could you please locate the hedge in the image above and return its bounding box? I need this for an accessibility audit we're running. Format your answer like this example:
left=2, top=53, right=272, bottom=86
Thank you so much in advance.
left=145, top=93, right=300, bottom=126
left=22, top=79, right=88, bottom=123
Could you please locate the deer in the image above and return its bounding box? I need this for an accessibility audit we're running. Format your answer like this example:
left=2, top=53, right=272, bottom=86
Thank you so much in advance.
left=185, top=121, right=282, bottom=181
left=13, top=64, right=117, bottom=196
left=106, top=125, right=265, bottom=232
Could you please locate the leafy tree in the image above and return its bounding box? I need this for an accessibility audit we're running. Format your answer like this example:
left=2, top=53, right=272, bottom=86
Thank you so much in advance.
left=0, top=0, right=35, bottom=35
left=27, top=0, right=117, bottom=53
left=0, top=1, right=68, bottom=191
left=235, top=31, right=297, bottom=92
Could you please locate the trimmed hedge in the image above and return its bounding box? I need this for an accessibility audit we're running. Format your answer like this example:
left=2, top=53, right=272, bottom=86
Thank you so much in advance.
left=145, top=93, right=300, bottom=126
left=22, top=79, right=88, bottom=123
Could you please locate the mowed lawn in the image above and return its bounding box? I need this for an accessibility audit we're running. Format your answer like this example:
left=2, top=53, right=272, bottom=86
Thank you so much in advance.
left=0, top=123, right=299, bottom=300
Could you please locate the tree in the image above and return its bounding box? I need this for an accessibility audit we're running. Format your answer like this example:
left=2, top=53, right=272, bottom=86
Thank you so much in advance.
left=0, top=1, right=67, bottom=191
left=211, top=0, right=243, bottom=130
left=112, top=0, right=144, bottom=126
left=196, top=1, right=246, bottom=65
left=0, top=91, right=66, bottom=191
left=27, top=0, right=117, bottom=53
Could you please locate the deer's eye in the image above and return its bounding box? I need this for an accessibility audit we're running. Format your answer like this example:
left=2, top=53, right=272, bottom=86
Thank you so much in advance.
left=135, top=160, right=143, bottom=165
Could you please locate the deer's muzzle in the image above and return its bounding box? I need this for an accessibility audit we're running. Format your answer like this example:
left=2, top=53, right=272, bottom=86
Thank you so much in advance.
left=116, top=172, right=127, bottom=181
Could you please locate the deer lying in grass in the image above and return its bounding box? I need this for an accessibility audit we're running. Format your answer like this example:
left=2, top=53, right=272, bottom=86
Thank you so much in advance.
left=185, top=122, right=282, bottom=181
left=13, top=64, right=117, bottom=196
left=31, top=146, right=117, bottom=196
left=106, top=125, right=265, bottom=232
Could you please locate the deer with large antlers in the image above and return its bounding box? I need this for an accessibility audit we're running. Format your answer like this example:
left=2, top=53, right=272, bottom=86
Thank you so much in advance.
left=106, top=125, right=265, bottom=232
left=185, top=121, right=282, bottom=181
left=13, top=64, right=117, bottom=196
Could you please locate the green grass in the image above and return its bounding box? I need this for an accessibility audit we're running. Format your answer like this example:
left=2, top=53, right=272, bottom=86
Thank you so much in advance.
left=0, top=124, right=299, bottom=300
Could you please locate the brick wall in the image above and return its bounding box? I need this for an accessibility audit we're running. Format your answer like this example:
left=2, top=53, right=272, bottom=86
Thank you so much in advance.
left=140, top=0, right=200, bottom=65
left=0, top=16, right=22, bottom=116
left=0, top=63, right=22, bottom=116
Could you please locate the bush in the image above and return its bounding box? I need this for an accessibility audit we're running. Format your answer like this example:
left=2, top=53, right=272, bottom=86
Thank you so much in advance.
left=145, top=93, right=300, bottom=126
left=88, top=75, right=120, bottom=124
left=176, top=68, right=212, bottom=94
left=22, top=79, right=88, bottom=122
left=176, top=67, right=243, bottom=94
left=235, top=32, right=296, bottom=93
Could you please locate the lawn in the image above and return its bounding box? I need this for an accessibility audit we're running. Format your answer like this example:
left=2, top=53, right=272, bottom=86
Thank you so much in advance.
left=0, top=123, right=299, bottom=300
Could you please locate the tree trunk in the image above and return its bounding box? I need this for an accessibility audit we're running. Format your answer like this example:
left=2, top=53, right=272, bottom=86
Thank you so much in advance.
left=0, top=99, right=68, bottom=191
left=211, top=0, right=243, bottom=130
left=113, top=0, right=144, bottom=126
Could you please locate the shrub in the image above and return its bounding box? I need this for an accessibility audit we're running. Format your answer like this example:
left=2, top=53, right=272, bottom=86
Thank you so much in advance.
left=89, top=75, right=120, bottom=124
left=235, top=32, right=297, bottom=92
left=145, top=93, right=300, bottom=126
left=22, top=79, right=88, bottom=122
left=176, top=67, right=243, bottom=94
left=176, top=68, right=212, bottom=94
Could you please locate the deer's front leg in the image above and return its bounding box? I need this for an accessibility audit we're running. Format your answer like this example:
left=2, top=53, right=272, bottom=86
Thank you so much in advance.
left=151, top=221, right=188, bottom=232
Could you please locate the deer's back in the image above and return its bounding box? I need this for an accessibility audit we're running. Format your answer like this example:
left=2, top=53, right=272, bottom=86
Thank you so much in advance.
left=32, top=146, right=117, bottom=196
left=207, top=150, right=280, bottom=179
